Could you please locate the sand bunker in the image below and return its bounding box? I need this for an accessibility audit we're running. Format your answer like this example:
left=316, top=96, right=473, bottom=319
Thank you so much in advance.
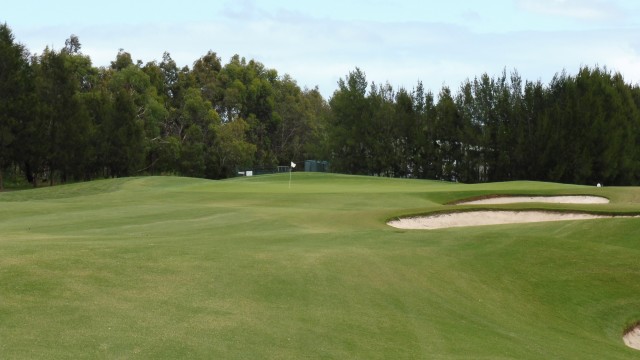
left=624, top=325, right=640, bottom=350
left=456, top=195, right=609, bottom=205
left=388, top=211, right=620, bottom=230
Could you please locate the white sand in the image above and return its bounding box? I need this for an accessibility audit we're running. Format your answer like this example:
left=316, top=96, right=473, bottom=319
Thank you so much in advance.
left=388, top=211, right=617, bottom=230
left=456, top=195, right=609, bottom=205
left=624, top=325, right=640, bottom=350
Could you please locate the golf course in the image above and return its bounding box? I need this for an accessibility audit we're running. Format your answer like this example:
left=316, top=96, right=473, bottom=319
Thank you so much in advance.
left=2, top=173, right=640, bottom=359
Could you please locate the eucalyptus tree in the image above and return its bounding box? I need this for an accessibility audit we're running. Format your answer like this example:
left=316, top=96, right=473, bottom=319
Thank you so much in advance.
left=107, top=55, right=167, bottom=175
left=177, top=88, right=219, bottom=177
left=272, top=75, right=307, bottom=163
left=300, top=87, right=331, bottom=162
left=192, top=51, right=223, bottom=107
left=103, top=88, right=143, bottom=177
left=208, top=118, right=257, bottom=179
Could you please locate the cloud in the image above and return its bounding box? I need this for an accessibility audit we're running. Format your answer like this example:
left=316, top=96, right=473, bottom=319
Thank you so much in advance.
left=461, top=10, right=483, bottom=23
left=517, top=0, right=624, bottom=21
left=9, top=2, right=640, bottom=99
left=599, top=43, right=640, bottom=85
left=221, top=0, right=264, bottom=20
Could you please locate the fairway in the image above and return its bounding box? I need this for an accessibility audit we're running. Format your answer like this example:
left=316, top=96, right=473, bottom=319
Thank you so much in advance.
left=1, top=173, right=640, bottom=359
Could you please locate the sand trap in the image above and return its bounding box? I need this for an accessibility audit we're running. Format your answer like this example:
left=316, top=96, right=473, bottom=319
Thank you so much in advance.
left=624, top=325, right=640, bottom=350
left=388, top=211, right=621, bottom=230
left=456, top=195, right=609, bottom=205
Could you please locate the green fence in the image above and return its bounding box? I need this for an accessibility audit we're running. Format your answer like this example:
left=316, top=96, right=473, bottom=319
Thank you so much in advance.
left=304, top=160, right=330, bottom=172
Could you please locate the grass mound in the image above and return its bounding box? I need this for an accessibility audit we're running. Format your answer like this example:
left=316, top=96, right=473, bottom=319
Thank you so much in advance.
left=1, top=174, right=640, bottom=359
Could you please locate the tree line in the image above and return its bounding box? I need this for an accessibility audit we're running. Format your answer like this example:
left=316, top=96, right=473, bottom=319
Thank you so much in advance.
left=0, top=24, right=329, bottom=189
left=2, top=23, right=640, bottom=189
left=329, top=67, right=640, bottom=185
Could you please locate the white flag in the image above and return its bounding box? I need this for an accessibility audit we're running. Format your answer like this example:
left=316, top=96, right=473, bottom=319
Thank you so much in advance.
left=291, top=161, right=296, bottom=168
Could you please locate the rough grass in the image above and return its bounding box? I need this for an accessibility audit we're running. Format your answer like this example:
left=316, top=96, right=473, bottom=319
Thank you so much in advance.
left=1, top=173, right=639, bottom=359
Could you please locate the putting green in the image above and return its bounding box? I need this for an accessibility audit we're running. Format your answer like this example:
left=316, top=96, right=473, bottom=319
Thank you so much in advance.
left=1, top=174, right=639, bottom=359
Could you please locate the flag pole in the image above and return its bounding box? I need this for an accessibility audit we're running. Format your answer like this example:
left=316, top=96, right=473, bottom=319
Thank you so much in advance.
left=289, top=161, right=296, bottom=189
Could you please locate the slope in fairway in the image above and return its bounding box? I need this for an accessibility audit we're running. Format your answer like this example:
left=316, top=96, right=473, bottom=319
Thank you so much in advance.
left=1, top=173, right=640, bottom=359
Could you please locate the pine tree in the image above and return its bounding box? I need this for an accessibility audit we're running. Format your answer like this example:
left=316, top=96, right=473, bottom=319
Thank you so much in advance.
left=0, top=24, right=31, bottom=189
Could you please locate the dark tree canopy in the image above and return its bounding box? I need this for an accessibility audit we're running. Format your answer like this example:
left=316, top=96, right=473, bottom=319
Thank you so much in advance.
left=327, top=66, right=640, bottom=185
left=0, top=24, right=31, bottom=189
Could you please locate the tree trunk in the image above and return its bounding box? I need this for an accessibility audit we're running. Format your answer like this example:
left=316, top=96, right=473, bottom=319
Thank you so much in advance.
left=25, top=163, right=36, bottom=187
left=0, top=167, right=4, bottom=191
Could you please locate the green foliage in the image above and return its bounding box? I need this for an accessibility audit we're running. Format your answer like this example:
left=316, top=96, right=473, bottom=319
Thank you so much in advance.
left=434, top=86, right=463, bottom=180
left=2, top=22, right=640, bottom=185
left=327, top=66, right=640, bottom=185
left=110, top=49, right=134, bottom=71
left=26, top=46, right=94, bottom=185
left=104, top=89, right=145, bottom=176
left=179, top=125, right=206, bottom=177
left=328, top=68, right=370, bottom=174
left=208, top=118, right=257, bottom=178
left=0, top=24, right=31, bottom=190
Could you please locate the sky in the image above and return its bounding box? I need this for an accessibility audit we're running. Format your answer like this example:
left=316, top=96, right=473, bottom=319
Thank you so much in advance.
left=3, top=0, right=640, bottom=98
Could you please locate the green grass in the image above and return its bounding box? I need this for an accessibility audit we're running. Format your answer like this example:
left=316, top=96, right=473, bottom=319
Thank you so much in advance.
left=1, top=173, right=639, bottom=359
